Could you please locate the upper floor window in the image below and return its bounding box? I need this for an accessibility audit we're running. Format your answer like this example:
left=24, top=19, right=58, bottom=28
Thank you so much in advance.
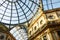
left=48, top=15, right=55, bottom=19
left=57, top=31, right=60, bottom=37
left=43, top=35, right=47, bottom=40
left=30, top=31, right=32, bottom=35
left=40, top=20, right=43, bottom=24
left=34, top=26, right=37, bottom=30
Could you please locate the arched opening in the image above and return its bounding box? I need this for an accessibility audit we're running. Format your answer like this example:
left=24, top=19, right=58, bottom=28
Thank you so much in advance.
left=10, top=25, right=28, bottom=40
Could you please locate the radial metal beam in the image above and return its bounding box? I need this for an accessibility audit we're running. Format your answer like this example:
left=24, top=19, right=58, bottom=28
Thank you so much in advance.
left=9, top=2, right=13, bottom=28
left=17, top=2, right=28, bottom=22
left=29, top=0, right=40, bottom=7
left=0, top=1, right=6, bottom=6
left=18, top=0, right=35, bottom=15
left=15, top=3, right=20, bottom=24
left=1, top=3, right=9, bottom=21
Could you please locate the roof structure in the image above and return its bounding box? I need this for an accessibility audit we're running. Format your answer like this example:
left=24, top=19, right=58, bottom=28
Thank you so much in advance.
left=0, top=0, right=40, bottom=25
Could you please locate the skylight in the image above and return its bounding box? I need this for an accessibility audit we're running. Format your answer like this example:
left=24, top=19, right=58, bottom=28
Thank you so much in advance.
left=42, top=0, right=60, bottom=10
left=0, top=0, right=40, bottom=25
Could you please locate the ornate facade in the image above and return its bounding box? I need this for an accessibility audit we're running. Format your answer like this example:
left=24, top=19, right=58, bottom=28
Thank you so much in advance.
left=28, top=8, right=60, bottom=40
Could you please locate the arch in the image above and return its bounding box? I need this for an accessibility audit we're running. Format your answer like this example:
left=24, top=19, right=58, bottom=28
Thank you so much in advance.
left=10, top=24, right=28, bottom=40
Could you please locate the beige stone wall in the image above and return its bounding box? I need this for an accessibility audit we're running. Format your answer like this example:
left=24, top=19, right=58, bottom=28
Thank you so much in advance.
left=28, top=8, right=60, bottom=40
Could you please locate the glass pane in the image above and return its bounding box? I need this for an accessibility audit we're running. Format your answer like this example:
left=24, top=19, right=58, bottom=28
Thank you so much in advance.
left=42, top=0, right=60, bottom=10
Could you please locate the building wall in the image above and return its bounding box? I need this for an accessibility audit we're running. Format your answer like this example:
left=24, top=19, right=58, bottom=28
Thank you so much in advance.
left=28, top=8, right=60, bottom=40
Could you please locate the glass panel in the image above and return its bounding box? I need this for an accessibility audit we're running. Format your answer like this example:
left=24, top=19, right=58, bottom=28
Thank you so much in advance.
left=42, top=0, right=60, bottom=10
left=10, top=26, right=28, bottom=40
left=11, top=21, right=18, bottom=24
left=2, top=19, right=10, bottom=24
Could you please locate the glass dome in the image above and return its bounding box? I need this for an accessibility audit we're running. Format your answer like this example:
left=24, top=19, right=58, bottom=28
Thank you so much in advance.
left=0, top=0, right=40, bottom=25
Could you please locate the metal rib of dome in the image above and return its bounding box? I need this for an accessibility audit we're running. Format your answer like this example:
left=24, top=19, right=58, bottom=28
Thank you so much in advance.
left=0, top=0, right=40, bottom=25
